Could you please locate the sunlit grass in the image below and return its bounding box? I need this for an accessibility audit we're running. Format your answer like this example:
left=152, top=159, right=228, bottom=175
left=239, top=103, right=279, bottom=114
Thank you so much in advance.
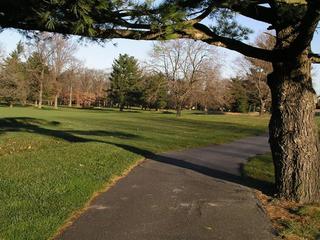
left=0, top=106, right=269, bottom=239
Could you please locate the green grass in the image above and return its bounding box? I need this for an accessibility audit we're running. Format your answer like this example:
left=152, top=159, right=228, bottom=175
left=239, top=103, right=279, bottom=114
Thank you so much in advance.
left=279, top=206, right=320, bottom=240
left=0, top=106, right=269, bottom=240
left=244, top=154, right=275, bottom=184
left=244, top=153, right=320, bottom=240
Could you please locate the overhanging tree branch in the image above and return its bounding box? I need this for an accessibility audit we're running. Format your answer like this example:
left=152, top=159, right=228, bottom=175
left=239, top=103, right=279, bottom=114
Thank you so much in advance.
left=289, top=1, right=320, bottom=55
left=226, top=2, right=274, bottom=24
left=0, top=16, right=279, bottom=63
left=187, top=2, right=274, bottom=24
left=310, top=53, right=320, bottom=64
left=0, top=20, right=167, bottom=41
left=190, top=23, right=276, bottom=62
left=188, top=2, right=216, bottom=24
left=0, top=0, right=316, bottom=64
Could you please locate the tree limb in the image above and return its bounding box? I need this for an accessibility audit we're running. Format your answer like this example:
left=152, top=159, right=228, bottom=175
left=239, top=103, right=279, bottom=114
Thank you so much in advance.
left=188, top=2, right=216, bottom=24
left=190, top=23, right=276, bottom=62
left=310, top=53, right=320, bottom=64
left=226, top=2, right=274, bottom=24
left=0, top=20, right=166, bottom=41
left=289, top=1, right=320, bottom=54
left=112, top=1, right=274, bottom=25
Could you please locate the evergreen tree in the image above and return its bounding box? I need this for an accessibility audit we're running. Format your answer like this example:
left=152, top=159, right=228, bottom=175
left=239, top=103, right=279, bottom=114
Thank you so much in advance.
left=141, top=73, right=168, bottom=110
left=229, top=78, right=248, bottom=113
left=0, top=41, right=27, bottom=106
left=109, top=54, right=142, bottom=111
left=26, top=51, right=50, bottom=107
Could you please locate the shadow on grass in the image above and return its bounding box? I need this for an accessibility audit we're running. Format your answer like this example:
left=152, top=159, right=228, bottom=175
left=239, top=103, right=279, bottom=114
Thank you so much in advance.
left=239, top=163, right=274, bottom=195
left=191, top=111, right=225, bottom=115
left=0, top=117, right=273, bottom=195
left=162, top=111, right=175, bottom=114
left=0, top=117, right=140, bottom=141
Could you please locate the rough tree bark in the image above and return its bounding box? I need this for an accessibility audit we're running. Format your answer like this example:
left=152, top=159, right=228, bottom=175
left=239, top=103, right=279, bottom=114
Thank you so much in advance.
left=268, top=48, right=320, bottom=203
left=266, top=23, right=320, bottom=203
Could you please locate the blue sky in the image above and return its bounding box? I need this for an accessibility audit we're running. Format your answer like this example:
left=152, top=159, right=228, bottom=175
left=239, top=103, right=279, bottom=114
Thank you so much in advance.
left=0, top=15, right=319, bottom=92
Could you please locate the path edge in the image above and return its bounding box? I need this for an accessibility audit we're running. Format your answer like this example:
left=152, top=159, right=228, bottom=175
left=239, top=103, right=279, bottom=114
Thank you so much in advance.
left=51, top=158, right=146, bottom=240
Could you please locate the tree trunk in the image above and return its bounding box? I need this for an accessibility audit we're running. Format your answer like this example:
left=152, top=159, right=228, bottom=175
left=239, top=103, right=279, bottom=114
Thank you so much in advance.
left=120, top=104, right=124, bottom=112
left=268, top=50, right=320, bottom=203
left=54, top=95, right=58, bottom=109
left=69, top=86, right=73, bottom=107
left=259, top=99, right=265, bottom=116
left=76, top=95, right=81, bottom=108
left=204, top=105, right=208, bottom=115
left=176, top=104, right=182, bottom=117
left=38, top=81, right=43, bottom=109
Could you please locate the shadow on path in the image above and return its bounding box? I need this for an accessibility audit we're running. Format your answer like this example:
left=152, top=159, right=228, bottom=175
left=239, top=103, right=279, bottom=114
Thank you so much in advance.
left=107, top=142, right=274, bottom=195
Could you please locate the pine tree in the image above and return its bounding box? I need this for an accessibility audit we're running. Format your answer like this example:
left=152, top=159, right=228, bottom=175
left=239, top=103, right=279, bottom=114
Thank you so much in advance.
left=141, top=73, right=168, bottom=110
left=229, top=78, right=248, bottom=113
left=0, top=41, right=27, bottom=107
left=109, top=54, right=142, bottom=111
left=26, top=51, right=50, bottom=108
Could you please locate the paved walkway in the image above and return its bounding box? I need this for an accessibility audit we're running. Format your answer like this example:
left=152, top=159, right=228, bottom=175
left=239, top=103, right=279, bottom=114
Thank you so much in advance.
left=57, top=134, right=274, bottom=240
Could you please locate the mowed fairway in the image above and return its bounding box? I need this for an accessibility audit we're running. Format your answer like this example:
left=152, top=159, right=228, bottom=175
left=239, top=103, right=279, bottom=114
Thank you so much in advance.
left=0, top=107, right=269, bottom=240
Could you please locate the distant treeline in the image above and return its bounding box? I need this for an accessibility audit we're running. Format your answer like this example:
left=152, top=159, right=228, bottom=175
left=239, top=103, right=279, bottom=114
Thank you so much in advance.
left=0, top=33, right=273, bottom=116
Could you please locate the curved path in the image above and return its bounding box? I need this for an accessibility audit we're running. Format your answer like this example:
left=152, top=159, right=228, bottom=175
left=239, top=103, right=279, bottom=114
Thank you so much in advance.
left=57, top=134, right=274, bottom=240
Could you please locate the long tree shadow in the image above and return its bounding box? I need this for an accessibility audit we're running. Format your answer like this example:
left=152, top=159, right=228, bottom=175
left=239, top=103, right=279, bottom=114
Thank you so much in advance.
left=0, top=117, right=140, bottom=142
left=0, top=117, right=274, bottom=195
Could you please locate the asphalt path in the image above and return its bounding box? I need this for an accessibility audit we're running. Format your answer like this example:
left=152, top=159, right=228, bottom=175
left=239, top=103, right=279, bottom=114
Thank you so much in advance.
left=57, top=134, right=274, bottom=240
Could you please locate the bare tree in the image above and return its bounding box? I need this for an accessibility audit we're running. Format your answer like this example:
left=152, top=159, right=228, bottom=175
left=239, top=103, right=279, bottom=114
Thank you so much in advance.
left=236, top=33, right=275, bottom=115
left=61, top=66, right=108, bottom=108
left=48, top=34, right=77, bottom=109
left=27, top=33, right=53, bottom=108
left=59, top=59, right=84, bottom=107
left=193, top=63, right=230, bottom=113
left=90, top=69, right=109, bottom=107
left=150, top=39, right=217, bottom=116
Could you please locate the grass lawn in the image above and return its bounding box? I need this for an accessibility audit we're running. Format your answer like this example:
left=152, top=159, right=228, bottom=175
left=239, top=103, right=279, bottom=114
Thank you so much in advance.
left=0, top=106, right=269, bottom=240
left=244, top=154, right=320, bottom=240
